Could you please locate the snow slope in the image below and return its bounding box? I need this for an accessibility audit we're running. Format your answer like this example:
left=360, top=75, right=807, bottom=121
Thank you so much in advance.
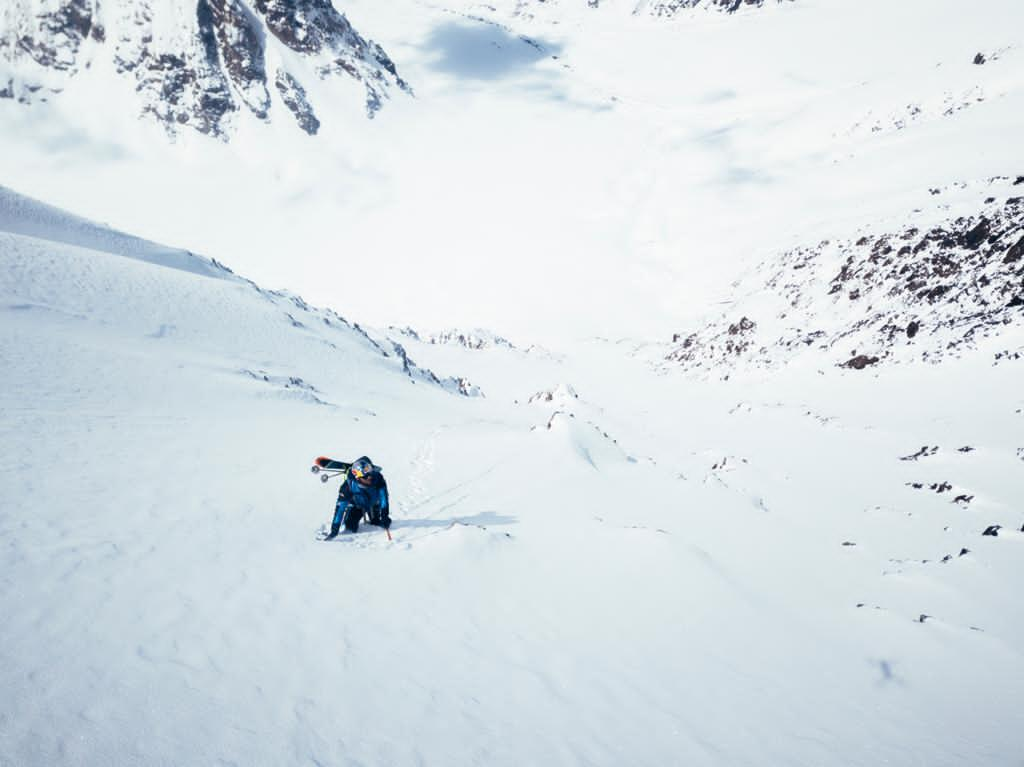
left=3, top=0, right=1024, bottom=763
left=2, top=0, right=1023, bottom=341
left=0, top=185, right=231, bottom=279
left=2, top=190, right=1023, bottom=766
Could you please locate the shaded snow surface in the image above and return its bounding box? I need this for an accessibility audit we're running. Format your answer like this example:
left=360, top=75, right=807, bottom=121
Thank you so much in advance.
left=2, top=195, right=1023, bottom=766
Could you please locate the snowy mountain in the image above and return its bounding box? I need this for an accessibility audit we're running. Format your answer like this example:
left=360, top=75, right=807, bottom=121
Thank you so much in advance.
left=3, top=0, right=1024, bottom=763
left=3, top=0, right=1022, bottom=340
left=665, top=176, right=1024, bottom=376
left=3, top=188, right=1022, bottom=765
left=1, top=0, right=409, bottom=137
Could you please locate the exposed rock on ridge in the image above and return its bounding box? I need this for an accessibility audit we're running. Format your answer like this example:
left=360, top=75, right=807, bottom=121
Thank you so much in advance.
left=510, top=0, right=792, bottom=18
left=1, top=0, right=409, bottom=138
left=666, top=180, right=1024, bottom=377
left=644, top=0, right=793, bottom=17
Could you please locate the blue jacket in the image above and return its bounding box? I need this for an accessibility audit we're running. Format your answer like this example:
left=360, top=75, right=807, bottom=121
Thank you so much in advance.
left=340, top=469, right=389, bottom=515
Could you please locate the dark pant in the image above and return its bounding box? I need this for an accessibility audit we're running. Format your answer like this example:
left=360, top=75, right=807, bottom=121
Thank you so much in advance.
left=333, top=500, right=364, bottom=532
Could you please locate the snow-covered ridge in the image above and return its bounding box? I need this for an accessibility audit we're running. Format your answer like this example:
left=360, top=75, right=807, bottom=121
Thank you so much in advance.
left=507, top=0, right=792, bottom=19
left=0, top=184, right=230, bottom=278
left=527, top=382, right=579, bottom=406
left=639, top=0, right=792, bottom=17
left=3, top=184, right=1024, bottom=765
left=390, top=326, right=518, bottom=351
left=0, top=0, right=410, bottom=138
left=0, top=185, right=479, bottom=401
left=388, top=326, right=562, bottom=361
left=386, top=338, right=485, bottom=397
left=665, top=179, right=1024, bottom=377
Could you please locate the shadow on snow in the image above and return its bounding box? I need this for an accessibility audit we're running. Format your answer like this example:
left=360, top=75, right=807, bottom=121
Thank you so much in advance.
left=396, top=510, right=517, bottom=529
left=422, top=20, right=561, bottom=81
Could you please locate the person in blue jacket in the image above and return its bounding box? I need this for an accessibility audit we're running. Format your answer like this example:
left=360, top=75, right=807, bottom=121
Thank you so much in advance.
left=325, top=456, right=390, bottom=539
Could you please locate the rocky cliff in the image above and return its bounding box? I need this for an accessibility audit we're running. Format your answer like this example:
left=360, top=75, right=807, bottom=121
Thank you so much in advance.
left=1, top=0, right=410, bottom=138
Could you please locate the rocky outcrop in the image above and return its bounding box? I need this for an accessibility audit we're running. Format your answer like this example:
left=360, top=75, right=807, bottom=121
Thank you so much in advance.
left=0, top=0, right=101, bottom=103
left=253, top=0, right=409, bottom=117
left=2, top=0, right=408, bottom=138
left=208, top=0, right=270, bottom=119
left=391, top=327, right=519, bottom=351
left=645, top=0, right=793, bottom=18
left=7, top=0, right=98, bottom=73
left=664, top=179, right=1024, bottom=376
left=528, top=383, right=579, bottom=405
left=114, top=0, right=238, bottom=138
left=389, top=341, right=483, bottom=397
left=510, top=0, right=791, bottom=18
left=274, top=70, right=320, bottom=135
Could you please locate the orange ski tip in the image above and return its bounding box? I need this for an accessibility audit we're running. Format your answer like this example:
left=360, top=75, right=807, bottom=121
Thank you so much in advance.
left=314, top=456, right=330, bottom=466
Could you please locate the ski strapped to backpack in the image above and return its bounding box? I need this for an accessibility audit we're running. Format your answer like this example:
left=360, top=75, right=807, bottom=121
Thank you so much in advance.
left=310, top=456, right=350, bottom=482
left=310, top=456, right=384, bottom=482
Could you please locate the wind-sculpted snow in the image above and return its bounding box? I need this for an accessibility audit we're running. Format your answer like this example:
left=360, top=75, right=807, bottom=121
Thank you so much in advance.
left=3, top=1, right=1024, bottom=761
left=533, top=409, right=634, bottom=470
left=665, top=180, right=1024, bottom=377
left=0, top=185, right=229, bottom=278
left=0, top=188, right=477, bottom=404
left=2, top=196, right=1024, bottom=764
left=1, top=0, right=408, bottom=137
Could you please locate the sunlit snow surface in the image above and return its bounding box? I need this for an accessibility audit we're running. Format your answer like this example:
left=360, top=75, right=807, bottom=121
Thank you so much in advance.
left=1, top=188, right=1022, bottom=765
left=2, top=0, right=1023, bottom=339
left=2, top=0, right=1024, bottom=764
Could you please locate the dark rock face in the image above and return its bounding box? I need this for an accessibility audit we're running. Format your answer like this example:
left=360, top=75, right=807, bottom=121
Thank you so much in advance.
left=728, top=317, right=756, bottom=335
left=1005, top=235, right=1024, bottom=264
left=842, top=354, right=879, bottom=370
left=275, top=71, right=320, bottom=135
left=208, top=0, right=271, bottom=119
left=3, top=0, right=408, bottom=138
left=964, top=218, right=990, bottom=249
left=253, top=0, right=410, bottom=118
left=982, top=525, right=1001, bottom=537
left=11, top=0, right=95, bottom=72
left=900, top=445, right=938, bottom=461
left=114, top=0, right=237, bottom=139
